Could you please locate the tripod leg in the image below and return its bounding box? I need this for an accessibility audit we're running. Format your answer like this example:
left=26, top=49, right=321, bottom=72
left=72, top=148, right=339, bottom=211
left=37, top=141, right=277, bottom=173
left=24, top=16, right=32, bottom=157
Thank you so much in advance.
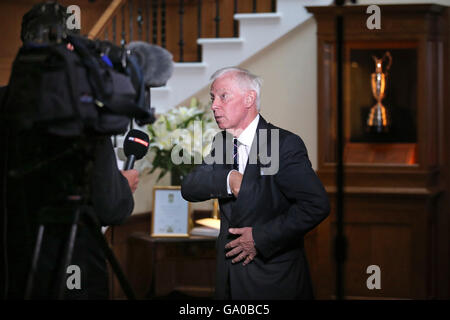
left=24, top=224, right=45, bottom=299
left=84, top=213, right=136, bottom=300
left=56, top=208, right=80, bottom=300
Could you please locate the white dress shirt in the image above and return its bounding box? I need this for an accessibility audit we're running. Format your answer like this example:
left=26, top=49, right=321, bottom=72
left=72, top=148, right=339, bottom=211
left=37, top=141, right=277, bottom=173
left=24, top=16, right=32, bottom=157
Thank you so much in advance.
left=226, top=114, right=260, bottom=194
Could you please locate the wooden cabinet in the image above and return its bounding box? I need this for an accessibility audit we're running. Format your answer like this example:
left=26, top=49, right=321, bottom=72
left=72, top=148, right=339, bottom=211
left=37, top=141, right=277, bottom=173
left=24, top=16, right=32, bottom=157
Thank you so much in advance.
left=127, top=233, right=216, bottom=299
left=307, top=4, right=449, bottom=299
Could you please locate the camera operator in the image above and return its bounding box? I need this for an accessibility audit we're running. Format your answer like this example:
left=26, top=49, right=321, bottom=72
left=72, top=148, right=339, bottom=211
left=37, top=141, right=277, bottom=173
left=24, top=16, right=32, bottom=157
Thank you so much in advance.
left=1, top=2, right=137, bottom=299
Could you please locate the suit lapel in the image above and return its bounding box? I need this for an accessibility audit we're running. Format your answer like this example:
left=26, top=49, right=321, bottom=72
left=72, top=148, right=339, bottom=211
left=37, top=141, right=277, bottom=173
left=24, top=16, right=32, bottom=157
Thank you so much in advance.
left=230, top=116, right=270, bottom=226
left=218, top=130, right=235, bottom=222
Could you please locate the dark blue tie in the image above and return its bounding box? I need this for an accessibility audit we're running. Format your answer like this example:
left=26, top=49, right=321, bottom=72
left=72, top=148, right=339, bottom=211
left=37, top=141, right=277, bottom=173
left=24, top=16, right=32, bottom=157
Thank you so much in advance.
left=233, top=138, right=239, bottom=171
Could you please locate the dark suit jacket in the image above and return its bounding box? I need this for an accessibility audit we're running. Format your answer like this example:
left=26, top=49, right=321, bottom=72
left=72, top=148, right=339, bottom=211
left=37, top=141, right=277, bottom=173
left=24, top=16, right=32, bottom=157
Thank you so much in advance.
left=181, top=116, right=330, bottom=300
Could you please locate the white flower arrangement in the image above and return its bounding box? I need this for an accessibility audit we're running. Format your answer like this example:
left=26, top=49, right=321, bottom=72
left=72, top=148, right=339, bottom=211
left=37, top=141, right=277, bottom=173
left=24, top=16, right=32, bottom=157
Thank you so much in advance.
left=137, top=98, right=219, bottom=183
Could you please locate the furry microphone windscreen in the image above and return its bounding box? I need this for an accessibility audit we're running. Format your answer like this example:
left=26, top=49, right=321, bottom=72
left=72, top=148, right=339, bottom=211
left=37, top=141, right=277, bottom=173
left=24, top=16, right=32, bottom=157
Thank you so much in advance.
left=126, top=41, right=174, bottom=88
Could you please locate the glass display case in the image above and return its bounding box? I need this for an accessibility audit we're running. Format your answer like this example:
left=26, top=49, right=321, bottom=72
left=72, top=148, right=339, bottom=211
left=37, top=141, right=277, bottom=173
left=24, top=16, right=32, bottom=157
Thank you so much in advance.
left=345, top=43, right=418, bottom=164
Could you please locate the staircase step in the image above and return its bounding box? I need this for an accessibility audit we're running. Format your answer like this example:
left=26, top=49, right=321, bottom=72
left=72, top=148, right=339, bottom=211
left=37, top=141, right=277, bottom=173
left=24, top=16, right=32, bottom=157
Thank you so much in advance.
left=173, top=62, right=208, bottom=69
left=150, top=63, right=206, bottom=95
left=234, top=12, right=282, bottom=21
left=196, top=38, right=245, bottom=71
left=172, top=62, right=208, bottom=77
left=197, top=38, right=244, bottom=45
left=151, top=86, right=171, bottom=99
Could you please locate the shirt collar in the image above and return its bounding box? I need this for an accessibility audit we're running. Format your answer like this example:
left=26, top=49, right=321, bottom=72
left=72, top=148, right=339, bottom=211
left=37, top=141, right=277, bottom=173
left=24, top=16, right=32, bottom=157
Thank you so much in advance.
left=237, top=114, right=260, bottom=147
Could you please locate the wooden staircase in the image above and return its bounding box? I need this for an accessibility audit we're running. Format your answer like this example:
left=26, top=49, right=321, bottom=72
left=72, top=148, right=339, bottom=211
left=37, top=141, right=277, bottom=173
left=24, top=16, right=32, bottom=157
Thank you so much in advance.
left=88, top=0, right=331, bottom=115
left=88, top=0, right=278, bottom=63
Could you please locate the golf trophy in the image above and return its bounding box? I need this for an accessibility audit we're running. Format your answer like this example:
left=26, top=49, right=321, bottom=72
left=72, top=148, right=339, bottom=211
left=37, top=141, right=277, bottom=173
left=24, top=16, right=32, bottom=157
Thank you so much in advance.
left=367, top=51, right=392, bottom=133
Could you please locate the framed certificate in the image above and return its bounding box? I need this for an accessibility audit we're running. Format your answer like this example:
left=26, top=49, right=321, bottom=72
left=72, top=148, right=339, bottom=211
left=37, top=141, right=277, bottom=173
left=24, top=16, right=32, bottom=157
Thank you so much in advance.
left=151, top=186, right=191, bottom=237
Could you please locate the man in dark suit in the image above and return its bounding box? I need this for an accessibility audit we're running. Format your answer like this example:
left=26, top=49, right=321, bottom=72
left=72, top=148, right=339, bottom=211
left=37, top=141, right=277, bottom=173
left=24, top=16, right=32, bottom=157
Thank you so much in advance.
left=181, top=67, right=330, bottom=299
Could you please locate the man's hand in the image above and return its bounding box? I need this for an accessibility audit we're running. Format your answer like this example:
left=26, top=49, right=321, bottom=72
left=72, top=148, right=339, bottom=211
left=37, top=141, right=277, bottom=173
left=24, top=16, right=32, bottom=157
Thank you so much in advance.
left=229, top=170, right=243, bottom=198
left=120, top=169, right=139, bottom=193
left=225, top=227, right=257, bottom=266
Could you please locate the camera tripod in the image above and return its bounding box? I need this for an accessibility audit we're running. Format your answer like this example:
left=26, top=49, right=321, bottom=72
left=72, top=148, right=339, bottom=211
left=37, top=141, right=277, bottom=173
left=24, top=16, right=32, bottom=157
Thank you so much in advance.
left=24, top=197, right=136, bottom=300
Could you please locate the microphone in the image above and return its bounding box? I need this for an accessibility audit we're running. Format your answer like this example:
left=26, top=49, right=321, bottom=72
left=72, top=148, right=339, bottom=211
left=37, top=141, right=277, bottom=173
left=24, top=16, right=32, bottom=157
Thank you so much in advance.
left=125, top=41, right=174, bottom=87
left=123, top=129, right=150, bottom=170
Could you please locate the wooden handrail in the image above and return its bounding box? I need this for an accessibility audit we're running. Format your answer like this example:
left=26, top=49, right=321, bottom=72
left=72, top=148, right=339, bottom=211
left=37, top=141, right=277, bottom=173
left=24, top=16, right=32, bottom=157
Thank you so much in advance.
left=86, top=0, right=275, bottom=62
left=88, top=0, right=125, bottom=40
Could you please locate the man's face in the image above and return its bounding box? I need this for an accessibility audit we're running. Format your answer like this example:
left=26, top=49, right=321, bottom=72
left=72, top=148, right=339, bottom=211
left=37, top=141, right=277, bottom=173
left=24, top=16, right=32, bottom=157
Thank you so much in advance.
left=210, top=73, right=248, bottom=131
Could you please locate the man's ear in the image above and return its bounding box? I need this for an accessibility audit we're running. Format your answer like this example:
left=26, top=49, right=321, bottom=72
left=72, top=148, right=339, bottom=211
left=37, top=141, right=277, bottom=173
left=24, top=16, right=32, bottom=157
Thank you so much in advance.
left=245, top=90, right=257, bottom=107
